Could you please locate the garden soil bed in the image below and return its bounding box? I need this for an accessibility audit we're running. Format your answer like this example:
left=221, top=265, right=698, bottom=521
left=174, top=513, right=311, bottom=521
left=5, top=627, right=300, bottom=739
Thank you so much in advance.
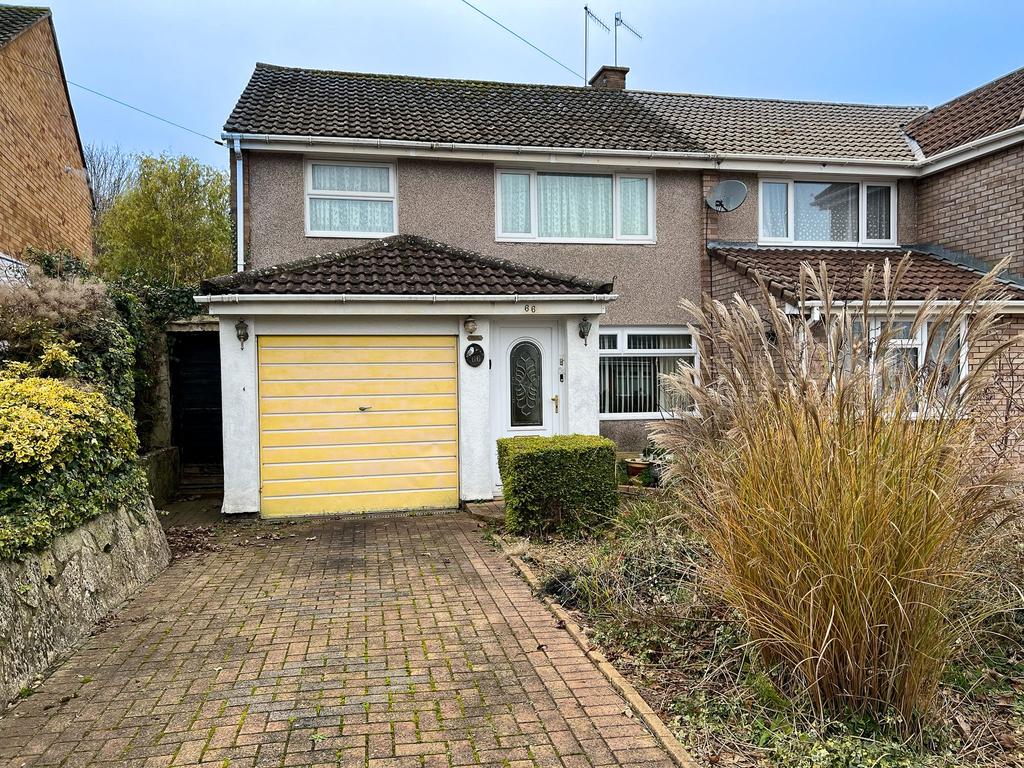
left=499, top=526, right=1024, bottom=768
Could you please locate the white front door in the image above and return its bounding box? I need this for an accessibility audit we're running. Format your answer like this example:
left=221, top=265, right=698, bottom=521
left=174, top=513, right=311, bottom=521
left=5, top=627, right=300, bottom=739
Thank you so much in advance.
left=491, top=324, right=560, bottom=489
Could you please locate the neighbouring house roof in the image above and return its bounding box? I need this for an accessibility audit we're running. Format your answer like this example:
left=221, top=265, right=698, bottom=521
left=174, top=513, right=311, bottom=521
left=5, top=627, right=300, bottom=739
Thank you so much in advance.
left=0, top=4, right=47, bottom=48
left=708, top=244, right=1024, bottom=303
left=200, top=234, right=614, bottom=297
left=905, top=65, right=1024, bottom=156
left=224, top=63, right=927, bottom=162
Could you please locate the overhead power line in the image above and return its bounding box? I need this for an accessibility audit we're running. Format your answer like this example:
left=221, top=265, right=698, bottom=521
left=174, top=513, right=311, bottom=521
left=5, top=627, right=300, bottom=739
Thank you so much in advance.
left=0, top=48, right=223, bottom=145
left=457, top=0, right=583, bottom=81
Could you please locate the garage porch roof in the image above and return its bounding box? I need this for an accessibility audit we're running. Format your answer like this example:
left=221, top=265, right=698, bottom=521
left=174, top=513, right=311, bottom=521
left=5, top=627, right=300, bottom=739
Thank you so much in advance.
left=200, top=235, right=614, bottom=298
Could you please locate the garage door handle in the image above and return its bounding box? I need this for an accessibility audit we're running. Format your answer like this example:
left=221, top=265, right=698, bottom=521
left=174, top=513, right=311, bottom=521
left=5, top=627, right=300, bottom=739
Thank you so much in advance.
left=358, top=405, right=373, bottom=412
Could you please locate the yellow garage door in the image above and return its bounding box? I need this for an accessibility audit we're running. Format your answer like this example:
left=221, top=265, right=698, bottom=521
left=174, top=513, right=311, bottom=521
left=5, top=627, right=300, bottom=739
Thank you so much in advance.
left=258, top=335, right=458, bottom=517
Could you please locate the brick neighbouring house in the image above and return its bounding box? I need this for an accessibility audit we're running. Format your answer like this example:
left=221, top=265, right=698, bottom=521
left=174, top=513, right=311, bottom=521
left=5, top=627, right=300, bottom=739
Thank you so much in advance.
left=0, top=4, right=93, bottom=262
left=195, top=61, right=1024, bottom=517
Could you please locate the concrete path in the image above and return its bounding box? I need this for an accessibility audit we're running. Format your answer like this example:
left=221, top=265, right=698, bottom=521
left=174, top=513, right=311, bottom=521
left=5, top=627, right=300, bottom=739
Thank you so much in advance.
left=0, top=513, right=675, bottom=768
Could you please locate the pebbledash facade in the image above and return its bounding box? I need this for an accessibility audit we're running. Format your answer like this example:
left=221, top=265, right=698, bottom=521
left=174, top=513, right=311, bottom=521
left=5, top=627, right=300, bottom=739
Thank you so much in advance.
left=198, top=62, right=1024, bottom=517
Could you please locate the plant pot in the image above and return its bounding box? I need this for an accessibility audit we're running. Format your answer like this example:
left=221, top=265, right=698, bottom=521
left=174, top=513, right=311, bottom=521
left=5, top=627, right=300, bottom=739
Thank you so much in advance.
left=624, top=459, right=652, bottom=479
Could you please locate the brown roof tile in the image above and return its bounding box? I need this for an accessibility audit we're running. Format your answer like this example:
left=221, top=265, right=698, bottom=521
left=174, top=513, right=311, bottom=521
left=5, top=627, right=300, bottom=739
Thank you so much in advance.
left=224, top=63, right=926, bottom=162
left=200, top=234, right=614, bottom=297
left=906, top=65, right=1024, bottom=156
left=709, top=245, right=1024, bottom=303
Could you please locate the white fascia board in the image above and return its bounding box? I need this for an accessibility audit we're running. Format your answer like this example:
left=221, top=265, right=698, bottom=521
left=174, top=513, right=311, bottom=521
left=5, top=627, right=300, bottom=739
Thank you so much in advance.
left=195, top=293, right=616, bottom=317
left=224, top=132, right=918, bottom=178
left=226, top=122, right=1024, bottom=178
left=917, top=124, right=1024, bottom=177
left=799, top=299, right=1024, bottom=313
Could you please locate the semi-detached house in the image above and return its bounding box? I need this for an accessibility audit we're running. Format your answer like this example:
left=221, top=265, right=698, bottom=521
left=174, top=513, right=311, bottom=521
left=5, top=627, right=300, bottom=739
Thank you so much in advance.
left=198, top=62, right=1024, bottom=517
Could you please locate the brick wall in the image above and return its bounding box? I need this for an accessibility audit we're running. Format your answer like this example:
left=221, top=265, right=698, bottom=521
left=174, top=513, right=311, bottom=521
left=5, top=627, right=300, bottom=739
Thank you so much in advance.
left=968, top=315, right=1024, bottom=466
left=916, top=143, right=1024, bottom=273
left=0, top=19, right=92, bottom=260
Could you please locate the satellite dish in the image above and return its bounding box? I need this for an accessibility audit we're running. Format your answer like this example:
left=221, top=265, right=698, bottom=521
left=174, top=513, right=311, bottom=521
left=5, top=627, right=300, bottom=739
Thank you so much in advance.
left=705, top=180, right=748, bottom=213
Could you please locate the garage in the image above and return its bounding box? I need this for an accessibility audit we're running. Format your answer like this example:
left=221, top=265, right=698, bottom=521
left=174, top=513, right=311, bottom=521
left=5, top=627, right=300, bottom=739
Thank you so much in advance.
left=196, top=235, right=615, bottom=516
left=257, top=334, right=459, bottom=516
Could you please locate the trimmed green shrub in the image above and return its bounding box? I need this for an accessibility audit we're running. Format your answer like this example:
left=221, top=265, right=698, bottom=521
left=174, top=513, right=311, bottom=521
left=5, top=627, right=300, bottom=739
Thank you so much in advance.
left=497, top=434, right=618, bottom=535
left=0, top=377, right=147, bottom=560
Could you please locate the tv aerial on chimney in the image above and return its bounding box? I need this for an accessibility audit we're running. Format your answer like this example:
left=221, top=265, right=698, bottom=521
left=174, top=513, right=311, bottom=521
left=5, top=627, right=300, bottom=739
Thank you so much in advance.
left=705, top=180, right=749, bottom=213
left=614, top=12, right=642, bottom=66
left=583, top=6, right=610, bottom=83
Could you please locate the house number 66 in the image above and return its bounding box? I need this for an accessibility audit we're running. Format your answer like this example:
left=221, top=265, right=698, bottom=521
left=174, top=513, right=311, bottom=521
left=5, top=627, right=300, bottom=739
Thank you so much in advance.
left=523, top=304, right=536, bottom=313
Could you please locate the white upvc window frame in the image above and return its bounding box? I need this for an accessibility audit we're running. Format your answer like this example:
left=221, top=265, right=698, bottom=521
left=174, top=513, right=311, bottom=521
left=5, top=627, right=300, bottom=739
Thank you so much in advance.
left=305, top=159, right=398, bottom=238
left=758, top=178, right=898, bottom=247
left=494, top=168, right=656, bottom=244
left=598, top=326, right=698, bottom=420
left=855, top=315, right=969, bottom=415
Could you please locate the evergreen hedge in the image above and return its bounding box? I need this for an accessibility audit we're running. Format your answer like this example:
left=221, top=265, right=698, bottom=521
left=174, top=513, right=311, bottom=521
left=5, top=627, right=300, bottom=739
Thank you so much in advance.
left=497, top=434, right=618, bottom=535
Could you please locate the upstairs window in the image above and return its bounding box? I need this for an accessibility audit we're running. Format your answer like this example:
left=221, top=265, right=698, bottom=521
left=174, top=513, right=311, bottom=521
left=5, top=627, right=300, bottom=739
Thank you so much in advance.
left=759, top=179, right=897, bottom=246
left=598, top=328, right=697, bottom=418
left=306, top=161, right=397, bottom=237
left=496, top=169, right=655, bottom=243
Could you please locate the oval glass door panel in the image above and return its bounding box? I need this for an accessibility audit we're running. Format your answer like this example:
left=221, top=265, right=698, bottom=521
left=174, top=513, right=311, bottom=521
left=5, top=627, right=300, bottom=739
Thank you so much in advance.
left=509, top=340, right=543, bottom=427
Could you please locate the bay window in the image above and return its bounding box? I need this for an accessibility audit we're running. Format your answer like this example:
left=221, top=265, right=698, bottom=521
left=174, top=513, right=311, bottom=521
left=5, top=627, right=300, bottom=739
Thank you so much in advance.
left=599, top=328, right=696, bottom=418
left=496, top=169, right=655, bottom=243
left=759, top=179, right=897, bottom=246
left=306, top=161, right=397, bottom=237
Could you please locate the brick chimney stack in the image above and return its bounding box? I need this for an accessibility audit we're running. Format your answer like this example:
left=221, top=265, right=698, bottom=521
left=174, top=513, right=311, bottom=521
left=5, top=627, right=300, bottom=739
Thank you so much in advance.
left=588, top=65, right=629, bottom=90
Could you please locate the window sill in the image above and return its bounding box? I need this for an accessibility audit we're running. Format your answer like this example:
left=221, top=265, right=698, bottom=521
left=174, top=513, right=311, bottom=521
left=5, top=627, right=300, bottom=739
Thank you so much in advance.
left=599, top=412, right=675, bottom=421
left=305, top=231, right=398, bottom=239
left=756, top=240, right=899, bottom=249
left=496, top=236, right=657, bottom=246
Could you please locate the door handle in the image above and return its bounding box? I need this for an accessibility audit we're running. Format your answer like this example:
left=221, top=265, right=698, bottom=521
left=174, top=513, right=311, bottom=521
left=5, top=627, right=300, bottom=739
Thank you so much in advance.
left=551, top=394, right=559, bottom=414
left=358, top=405, right=373, bottom=412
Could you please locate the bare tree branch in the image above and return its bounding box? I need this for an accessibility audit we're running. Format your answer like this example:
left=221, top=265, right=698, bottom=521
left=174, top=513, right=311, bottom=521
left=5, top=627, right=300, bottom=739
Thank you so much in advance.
left=84, top=143, right=138, bottom=226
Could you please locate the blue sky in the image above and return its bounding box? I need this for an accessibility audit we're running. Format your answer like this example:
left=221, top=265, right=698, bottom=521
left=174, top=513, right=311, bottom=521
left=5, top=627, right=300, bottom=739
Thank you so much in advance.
left=44, top=0, right=1024, bottom=169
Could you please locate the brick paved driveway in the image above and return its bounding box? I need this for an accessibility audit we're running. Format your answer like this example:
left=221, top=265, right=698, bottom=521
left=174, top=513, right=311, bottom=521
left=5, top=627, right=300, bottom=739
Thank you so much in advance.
left=0, top=513, right=675, bottom=768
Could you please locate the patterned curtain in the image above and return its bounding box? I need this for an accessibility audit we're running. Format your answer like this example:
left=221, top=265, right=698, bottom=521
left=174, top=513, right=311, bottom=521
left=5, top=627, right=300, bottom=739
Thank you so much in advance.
left=537, top=174, right=613, bottom=238
left=794, top=182, right=858, bottom=242
left=761, top=182, right=788, bottom=238
left=500, top=173, right=531, bottom=234
left=311, top=164, right=389, bottom=193
left=619, top=177, right=649, bottom=236
left=866, top=185, right=891, bottom=240
left=309, top=198, right=394, bottom=233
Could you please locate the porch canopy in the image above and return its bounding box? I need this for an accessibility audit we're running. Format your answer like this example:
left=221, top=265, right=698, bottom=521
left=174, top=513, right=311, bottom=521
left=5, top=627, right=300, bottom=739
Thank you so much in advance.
left=200, top=233, right=614, bottom=302
left=708, top=243, right=1024, bottom=306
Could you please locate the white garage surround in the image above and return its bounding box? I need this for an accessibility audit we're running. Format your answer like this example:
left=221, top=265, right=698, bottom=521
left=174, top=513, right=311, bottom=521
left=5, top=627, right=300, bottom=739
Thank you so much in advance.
left=195, top=295, right=611, bottom=516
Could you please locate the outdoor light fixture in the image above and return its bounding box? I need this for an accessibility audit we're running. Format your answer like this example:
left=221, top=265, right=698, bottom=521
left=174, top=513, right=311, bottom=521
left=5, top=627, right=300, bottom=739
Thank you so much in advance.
left=578, top=318, right=592, bottom=345
left=235, top=318, right=249, bottom=350
left=463, top=317, right=478, bottom=335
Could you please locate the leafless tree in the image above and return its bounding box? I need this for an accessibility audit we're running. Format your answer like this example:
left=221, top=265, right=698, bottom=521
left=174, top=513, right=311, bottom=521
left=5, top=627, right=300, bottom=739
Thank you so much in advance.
left=84, top=143, right=138, bottom=226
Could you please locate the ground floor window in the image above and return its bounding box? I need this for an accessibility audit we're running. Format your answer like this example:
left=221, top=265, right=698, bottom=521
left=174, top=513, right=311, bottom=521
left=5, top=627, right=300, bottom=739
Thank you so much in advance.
left=848, top=317, right=967, bottom=412
left=598, top=327, right=697, bottom=418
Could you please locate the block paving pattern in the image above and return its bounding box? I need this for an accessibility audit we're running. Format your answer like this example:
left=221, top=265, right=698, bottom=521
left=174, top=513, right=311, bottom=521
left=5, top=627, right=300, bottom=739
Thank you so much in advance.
left=0, top=513, right=675, bottom=768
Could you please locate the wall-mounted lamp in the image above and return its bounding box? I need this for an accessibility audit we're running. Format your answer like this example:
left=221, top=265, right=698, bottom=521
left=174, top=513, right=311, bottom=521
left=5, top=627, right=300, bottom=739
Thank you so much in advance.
left=578, top=318, right=592, bottom=345
left=235, top=318, right=249, bottom=350
left=463, top=317, right=478, bottom=335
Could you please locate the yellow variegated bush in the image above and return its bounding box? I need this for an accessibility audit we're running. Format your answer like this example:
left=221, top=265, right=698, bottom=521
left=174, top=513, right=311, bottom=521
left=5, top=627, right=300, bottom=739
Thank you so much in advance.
left=0, top=376, right=146, bottom=559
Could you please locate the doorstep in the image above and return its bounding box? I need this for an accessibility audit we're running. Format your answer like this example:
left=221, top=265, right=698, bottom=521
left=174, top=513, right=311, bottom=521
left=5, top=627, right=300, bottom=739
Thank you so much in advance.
left=463, top=498, right=505, bottom=524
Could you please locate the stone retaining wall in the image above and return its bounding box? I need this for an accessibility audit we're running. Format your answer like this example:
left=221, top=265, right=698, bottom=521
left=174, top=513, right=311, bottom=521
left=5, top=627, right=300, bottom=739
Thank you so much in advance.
left=142, top=446, right=180, bottom=508
left=0, top=501, right=170, bottom=703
